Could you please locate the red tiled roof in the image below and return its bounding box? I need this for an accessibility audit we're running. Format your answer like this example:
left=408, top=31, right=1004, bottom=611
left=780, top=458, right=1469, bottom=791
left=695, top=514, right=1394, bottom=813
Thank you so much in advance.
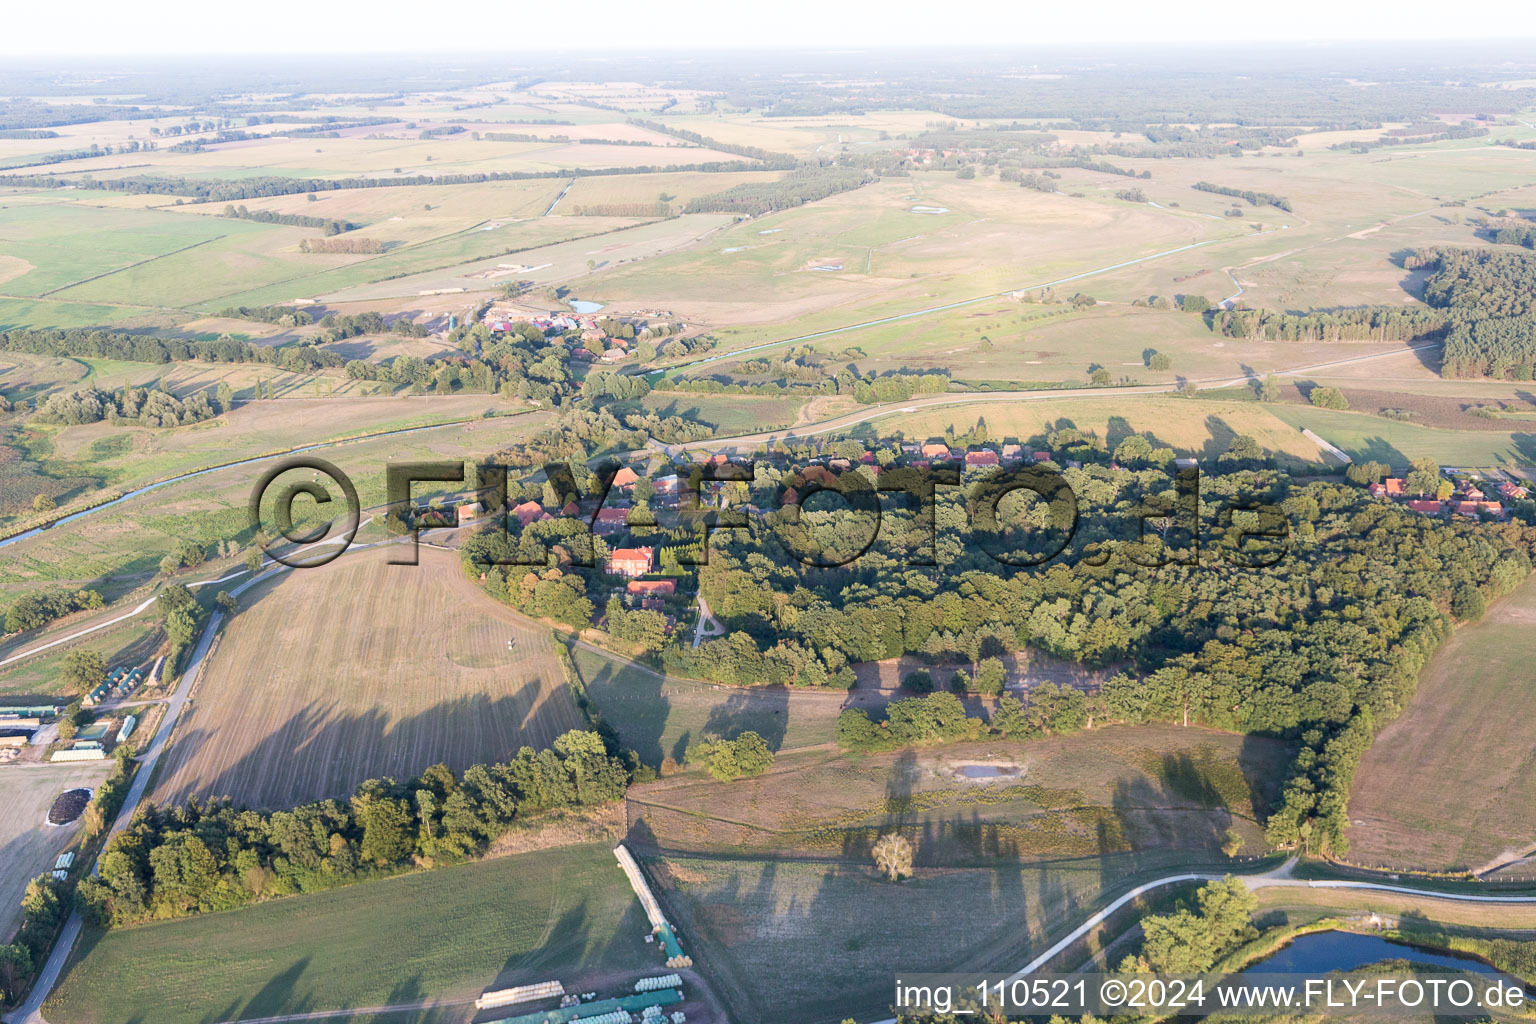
left=1408, top=500, right=1442, bottom=512
left=626, top=579, right=675, bottom=595
left=965, top=450, right=999, bottom=466
left=612, top=467, right=639, bottom=488
left=1383, top=478, right=1405, bottom=495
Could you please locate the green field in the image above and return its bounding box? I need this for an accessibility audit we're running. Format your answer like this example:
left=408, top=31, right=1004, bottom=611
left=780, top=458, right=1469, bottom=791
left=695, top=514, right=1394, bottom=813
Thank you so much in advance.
left=45, top=843, right=656, bottom=1024
left=1268, top=404, right=1536, bottom=467
left=573, top=645, right=844, bottom=765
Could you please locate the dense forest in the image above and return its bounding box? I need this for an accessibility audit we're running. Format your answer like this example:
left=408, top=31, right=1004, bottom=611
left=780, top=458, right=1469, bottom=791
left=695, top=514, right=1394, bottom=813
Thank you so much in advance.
left=1410, top=246, right=1536, bottom=378
left=465, top=440, right=1534, bottom=857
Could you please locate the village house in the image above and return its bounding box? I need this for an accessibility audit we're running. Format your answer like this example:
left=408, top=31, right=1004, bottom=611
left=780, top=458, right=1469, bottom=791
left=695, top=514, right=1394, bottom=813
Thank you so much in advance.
left=1383, top=478, right=1405, bottom=496
left=612, top=466, right=640, bottom=492
left=626, top=579, right=676, bottom=597
left=920, top=442, right=951, bottom=460
left=1499, top=481, right=1529, bottom=501
left=511, top=500, right=544, bottom=527
left=608, top=546, right=654, bottom=577
left=965, top=449, right=1000, bottom=468
left=1032, top=450, right=1052, bottom=464
left=593, top=507, right=631, bottom=534
left=1408, top=499, right=1443, bottom=514
left=1001, top=443, right=1023, bottom=463
left=457, top=502, right=483, bottom=525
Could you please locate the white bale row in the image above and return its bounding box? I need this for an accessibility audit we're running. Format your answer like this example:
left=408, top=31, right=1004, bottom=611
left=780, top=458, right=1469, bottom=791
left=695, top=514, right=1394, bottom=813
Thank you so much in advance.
left=474, top=979, right=564, bottom=1009
left=636, top=974, right=682, bottom=993
left=613, top=843, right=669, bottom=932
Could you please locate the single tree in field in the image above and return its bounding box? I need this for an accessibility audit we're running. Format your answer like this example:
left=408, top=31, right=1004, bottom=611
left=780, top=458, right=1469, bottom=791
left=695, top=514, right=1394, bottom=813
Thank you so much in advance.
left=873, top=833, right=913, bottom=882
left=33, top=493, right=56, bottom=513
left=60, top=650, right=106, bottom=694
left=1222, top=827, right=1244, bottom=857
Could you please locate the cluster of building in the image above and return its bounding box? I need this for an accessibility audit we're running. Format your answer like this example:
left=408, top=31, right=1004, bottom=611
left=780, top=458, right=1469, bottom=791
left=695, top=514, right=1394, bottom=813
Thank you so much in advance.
left=1367, top=475, right=1526, bottom=521
left=467, top=846, right=695, bottom=1024
left=480, top=307, right=680, bottom=363
left=0, top=704, right=58, bottom=763
left=82, top=663, right=149, bottom=708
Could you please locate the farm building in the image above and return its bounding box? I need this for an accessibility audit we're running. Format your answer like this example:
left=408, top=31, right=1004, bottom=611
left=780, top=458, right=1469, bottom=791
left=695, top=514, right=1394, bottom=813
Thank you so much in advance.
left=1408, top=499, right=1443, bottom=514
left=51, top=742, right=106, bottom=762
left=609, top=547, right=655, bottom=577
left=512, top=500, right=545, bottom=527
left=1032, top=450, right=1052, bottom=463
left=920, top=442, right=950, bottom=459
left=612, top=466, right=640, bottom=491
left=457, top=502, right=483, bottom=525
left=964, top=449, right=999, bottom=467
left=627, top=579, right=675, bottom=596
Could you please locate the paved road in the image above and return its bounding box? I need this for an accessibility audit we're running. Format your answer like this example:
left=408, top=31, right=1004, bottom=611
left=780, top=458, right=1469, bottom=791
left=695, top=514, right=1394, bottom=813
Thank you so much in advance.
left=867, top=858, right=1536, bottom=1024
left=671, top=340, right=1442, bottom=454
left=4, top=561, right=288, bottom=1024
left=0, top=568, right=251, bottom=670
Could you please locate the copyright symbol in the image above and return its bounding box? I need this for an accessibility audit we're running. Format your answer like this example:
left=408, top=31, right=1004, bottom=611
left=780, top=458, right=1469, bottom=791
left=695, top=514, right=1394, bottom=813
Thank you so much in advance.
left=1101, top=980, right=1127, bottom=1007
left=248, top=457, right=360, bottom=568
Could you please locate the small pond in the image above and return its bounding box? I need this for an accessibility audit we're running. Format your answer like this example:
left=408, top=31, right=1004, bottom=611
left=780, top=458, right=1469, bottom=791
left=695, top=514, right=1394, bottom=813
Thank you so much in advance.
left=1241, top=930, right=1508, bottom=979
left=955, top=764, right=1021, bottom=780
left=569, top=299, right=605, bottom=314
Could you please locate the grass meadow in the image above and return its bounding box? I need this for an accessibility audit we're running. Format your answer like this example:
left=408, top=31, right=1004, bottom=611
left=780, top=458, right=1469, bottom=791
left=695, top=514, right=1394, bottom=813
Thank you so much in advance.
left=44, top=842, right=655, bottom=1024
left=1345, top=577, right=1536, bottom=873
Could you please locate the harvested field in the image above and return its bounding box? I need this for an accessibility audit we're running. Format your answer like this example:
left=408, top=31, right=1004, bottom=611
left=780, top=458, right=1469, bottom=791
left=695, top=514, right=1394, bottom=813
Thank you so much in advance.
left=651, top=843, right=1249, bottom=1024
left=150, top=546, right=583, bottom=809
left=1345, top=577, right=1536, bottom=873
left=0, top=762, right=113, bottom=941
left=628, top=724, right=1290, bottom=862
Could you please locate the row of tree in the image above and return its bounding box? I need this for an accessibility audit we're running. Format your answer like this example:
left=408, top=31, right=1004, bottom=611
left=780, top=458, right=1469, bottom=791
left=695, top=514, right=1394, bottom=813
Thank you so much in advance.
left=74, top=730, right=632, bottom=926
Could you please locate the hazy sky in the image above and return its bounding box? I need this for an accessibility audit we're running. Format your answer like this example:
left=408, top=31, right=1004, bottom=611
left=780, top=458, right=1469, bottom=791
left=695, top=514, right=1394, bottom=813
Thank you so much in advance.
left=9, top=0, right=1536, bottom=55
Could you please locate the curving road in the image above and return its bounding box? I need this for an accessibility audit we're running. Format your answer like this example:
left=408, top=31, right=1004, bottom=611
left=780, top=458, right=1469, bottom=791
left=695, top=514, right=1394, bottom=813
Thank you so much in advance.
left=868, top=859, right=1536, bottom=1024
left=5, top=541, right=367, bottom=1024
left=663, top=340, right=1442, bottom=455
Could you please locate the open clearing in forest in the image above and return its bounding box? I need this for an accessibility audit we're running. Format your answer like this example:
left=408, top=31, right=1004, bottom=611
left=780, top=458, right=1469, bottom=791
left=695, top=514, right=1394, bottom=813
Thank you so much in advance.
left=0, top=762, right=114, bottom=941
left=45, top=842, right=662, bottom=1024
left=640, top=723, right=1289, bottom=1024
left=629, top=724, right=1289, bottom=861
left=1346, top=577, right=1536, bottom=873
left=150, top=546, right=583, bottom=809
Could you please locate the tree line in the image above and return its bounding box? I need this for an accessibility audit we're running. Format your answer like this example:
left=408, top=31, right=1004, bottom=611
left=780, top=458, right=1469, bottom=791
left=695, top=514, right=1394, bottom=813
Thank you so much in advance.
left=221, top=204, right=361, bottom=234
left=74, top=729, right=633, bottom=927
left=1193, top=181, right=1292, bottom=211
left=683, top=167, right=876, bottom=217
left=3, top=588, right=103, bottom=635
left=33, top=385, right=222, bottom=428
